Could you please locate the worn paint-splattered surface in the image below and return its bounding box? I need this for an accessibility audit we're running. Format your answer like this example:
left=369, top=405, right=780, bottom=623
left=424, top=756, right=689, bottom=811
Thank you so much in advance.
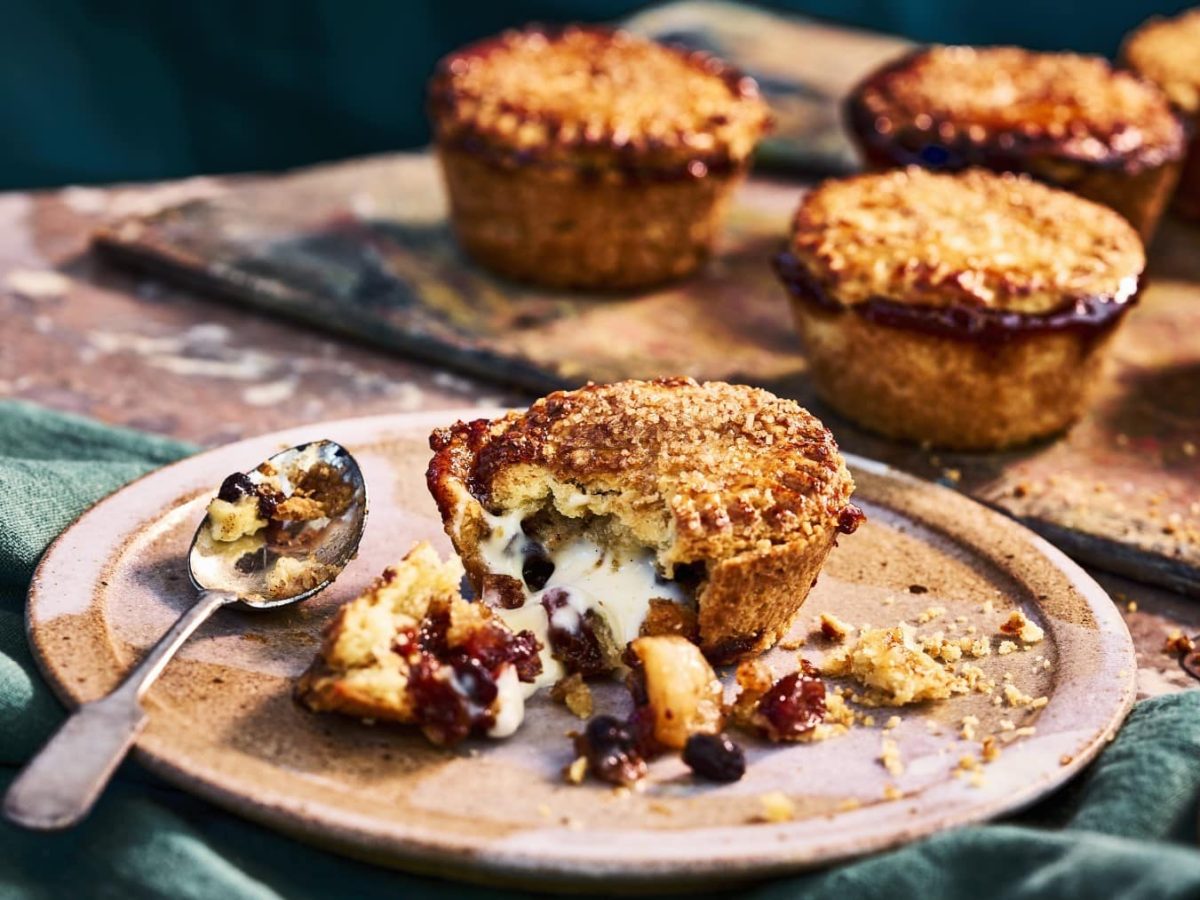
left=0, top=162, right=1196, bottom=696
left=90, top=153, right=1200, bottom=600
left=3, top=0, right=1199, bottom=691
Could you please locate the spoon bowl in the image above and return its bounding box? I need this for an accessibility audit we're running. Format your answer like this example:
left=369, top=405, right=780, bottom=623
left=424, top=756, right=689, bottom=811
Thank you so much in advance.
left=188, top=440, right=367, bottom=608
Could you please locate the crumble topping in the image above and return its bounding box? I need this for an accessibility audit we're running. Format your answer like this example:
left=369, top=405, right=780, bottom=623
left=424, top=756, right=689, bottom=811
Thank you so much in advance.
left=854, top=46, right=1184, bottom=167
left=1124, top=9, right=1200, bottom=114
left=430, top=26, right=770, bottom=173
left=789, top=168, right=1144, bottom=314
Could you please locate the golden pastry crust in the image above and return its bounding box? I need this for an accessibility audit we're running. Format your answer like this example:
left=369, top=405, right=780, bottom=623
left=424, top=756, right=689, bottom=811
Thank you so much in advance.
left=846, top=46, right=1185, bottom=239
left=1123, top=9, right=1200, bottom=220
left=436, top=149, right=742, bottom=289
left=789, top=168, right=1143, bottom=314
left=428, top=25, right=770, bottom=290
left=776, top=170, right=1145, bottom=450
left=297, top=543, right=460, bottom=723
left=849, top=46, right=1182, bottom=171
left=1123, top=9, right=1200, bottom=114
left=297, top=542, right=545, bottom=745
left=426, top=378, right=859, bottom=661
left=429, top=25, right=770, bottom=178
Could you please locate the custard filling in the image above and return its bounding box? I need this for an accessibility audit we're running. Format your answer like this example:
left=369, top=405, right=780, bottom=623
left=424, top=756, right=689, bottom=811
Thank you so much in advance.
left=477, top=507, right=691, bottom=689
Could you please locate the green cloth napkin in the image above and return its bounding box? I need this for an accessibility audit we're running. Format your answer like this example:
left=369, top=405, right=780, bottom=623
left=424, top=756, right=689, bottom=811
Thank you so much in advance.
left=3, top=398, right=1200, bottom=899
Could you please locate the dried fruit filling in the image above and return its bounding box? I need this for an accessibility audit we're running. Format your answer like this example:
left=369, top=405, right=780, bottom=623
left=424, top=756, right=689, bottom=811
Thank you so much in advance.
left=754, top=661, right=827, bottom=741
left=574, top=715, right=649, bottom=786
left=401, top=607, right=543, bottom=745
left=475, top=506, right=694, bottom=687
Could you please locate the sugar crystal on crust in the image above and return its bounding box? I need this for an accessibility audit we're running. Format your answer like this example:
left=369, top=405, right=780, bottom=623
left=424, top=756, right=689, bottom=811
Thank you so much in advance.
left=789, top=168, right=1144, bottom=313
left=429, top=25, right=770, bottom=176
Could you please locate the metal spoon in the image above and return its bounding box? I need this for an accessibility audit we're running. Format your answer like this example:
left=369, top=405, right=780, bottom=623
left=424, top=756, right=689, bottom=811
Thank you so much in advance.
left=3, top=440, right=367, bottom=830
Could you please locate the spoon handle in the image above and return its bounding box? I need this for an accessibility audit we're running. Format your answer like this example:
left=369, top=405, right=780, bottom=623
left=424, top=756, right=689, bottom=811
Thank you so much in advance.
left=4, top=589, right=236, bottom=830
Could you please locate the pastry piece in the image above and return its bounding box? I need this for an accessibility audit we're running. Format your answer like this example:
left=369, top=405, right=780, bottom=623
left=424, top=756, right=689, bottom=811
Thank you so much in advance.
left=428, top=25, right=770, bottom=289
left=775, top=168, right=1145, bottom=449
left=297, top=542, right=542, bottom=746
left=427, top=378, right=860, bottom=682
left=1123, top=8, right=1200, bottom=219
left=845, top=46, right=1186, bottom=240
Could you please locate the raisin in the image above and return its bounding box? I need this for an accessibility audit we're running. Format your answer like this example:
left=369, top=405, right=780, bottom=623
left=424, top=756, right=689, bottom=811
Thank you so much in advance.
left=256, top=487, right=283, bottom=520
left=671, top=561, right=707, bottom=591
left=407, top=658, right=474, bottom=746
left=233, top=550, right=266, bottom=574
left=217, top=472, right=255, bottom=503
left=541, top=590, right=615, bottom=676
left=481, top=574, right=526, bottom=610
left=521, top=545, right=555, bottom=591
left=837, top=504, right=865, bottom=534
left=417, top=607, right=451, bottom=657
left=459, top=621, right=543, bottom=684
left=445, top=651, right=499, bottom=709
left=754, top=662, right=826, bottom=741
left=507, top=630, right=544, bottom=683
left=683, top=733, right=746, bottom=783
left=574, top=715, right=647, bottom=786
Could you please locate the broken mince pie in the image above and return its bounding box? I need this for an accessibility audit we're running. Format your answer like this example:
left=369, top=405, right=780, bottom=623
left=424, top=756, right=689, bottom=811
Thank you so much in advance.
left=426, top=377, right=861, bottom=689
left=297, top=542, right=542, bottom=745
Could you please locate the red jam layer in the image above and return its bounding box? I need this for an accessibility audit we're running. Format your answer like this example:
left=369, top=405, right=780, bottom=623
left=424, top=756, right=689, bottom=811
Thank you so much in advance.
left=773, top=251, right=1139, bottom=345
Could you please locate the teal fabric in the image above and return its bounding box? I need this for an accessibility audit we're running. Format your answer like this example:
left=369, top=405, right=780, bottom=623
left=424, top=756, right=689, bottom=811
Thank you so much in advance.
left=3, top=398, right=1200, bottom=898
left=0, top=0, right=1189, bottom=190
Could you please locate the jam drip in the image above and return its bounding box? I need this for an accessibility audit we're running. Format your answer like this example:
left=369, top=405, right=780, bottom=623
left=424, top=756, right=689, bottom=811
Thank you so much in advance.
left=402, top=607, right=542, bottom=746
left=773, top=251, right=1139, bottom=344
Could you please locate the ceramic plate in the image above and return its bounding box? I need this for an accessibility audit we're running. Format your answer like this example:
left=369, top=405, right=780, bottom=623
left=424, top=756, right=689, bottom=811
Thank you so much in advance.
left=27, top=411, right=1136, bottom=891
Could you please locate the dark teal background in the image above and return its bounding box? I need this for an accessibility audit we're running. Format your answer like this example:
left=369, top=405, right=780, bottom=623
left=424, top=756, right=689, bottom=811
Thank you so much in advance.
left=0, top=0, right=1193, bottom=190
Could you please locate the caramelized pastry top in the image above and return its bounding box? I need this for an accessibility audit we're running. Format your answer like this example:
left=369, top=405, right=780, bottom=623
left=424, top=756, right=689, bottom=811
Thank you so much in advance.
left=850, top=46, right=1184, bottom=172
left=428, top=25, right=770, bottom=177
left=427, top=378, right=855, bottom=568
left=1124, top=9, right=1200, bottom=114
left=787, top=168, right=1144, bottom=314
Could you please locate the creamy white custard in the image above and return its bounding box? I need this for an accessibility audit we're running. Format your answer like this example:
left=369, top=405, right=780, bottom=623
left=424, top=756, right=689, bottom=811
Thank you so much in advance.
left=487, top=666, right=526, bottom=738
left=477, top=509, right=687, bottom=689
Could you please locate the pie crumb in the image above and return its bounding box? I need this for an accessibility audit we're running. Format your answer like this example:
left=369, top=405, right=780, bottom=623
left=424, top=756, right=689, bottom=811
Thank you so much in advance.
left=564, top=756, right=588, bottom=785
left=879, top=737, right=904, bottom=775
left=758, top=792, right=796, bottom=823
left=1164, top=629, right=1196, bottom=655
left=1000, top=610, right=1045, bottom=644
left=818, top=612, right=853, bottom=641
left=550, top=673, right=594, bottom=719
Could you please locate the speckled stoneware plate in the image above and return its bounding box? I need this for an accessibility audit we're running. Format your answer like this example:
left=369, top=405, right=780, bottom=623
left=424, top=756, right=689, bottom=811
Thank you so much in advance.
left=27, top=410, right=1136, bottom=891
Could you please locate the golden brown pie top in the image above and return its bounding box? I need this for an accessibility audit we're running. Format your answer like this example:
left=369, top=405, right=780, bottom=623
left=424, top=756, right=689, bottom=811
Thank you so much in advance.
left=428, top=25, right=770, bottom=176
left=1124, top=9, right=1200, bottom=115
left=427, top=378, right=855, bottom=567
left=788, top=168, right=1144, bottom=314
left=851, top=46, right=1184, bottom=172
